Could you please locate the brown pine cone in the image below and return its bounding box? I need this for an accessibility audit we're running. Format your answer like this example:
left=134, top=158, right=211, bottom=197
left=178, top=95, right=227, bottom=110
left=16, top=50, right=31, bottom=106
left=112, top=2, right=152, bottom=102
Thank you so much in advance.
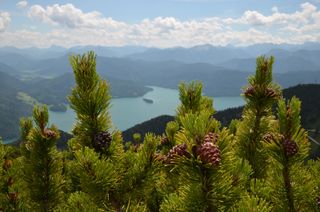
left=161, top=136, right=170, bottom=146
left=44, top=129, right=56, bottom=138
left=154, top=153, right=167, bottom=164
left=7, top=177, right=14, bottom=186
left=244, top=86, right=256, bottom=98
left=93, top=131, right=112, bottom=153
left=262, top=133, right=274, bottom=143
left=3, top=159, right=12, bottom=171
left=166, top=143, right=190, bottom=164
left=204, top=132, right=218, bottom=144
left=9, top=192, right=18, bottom=202
left=196, top=142, right=221, bottom=167
left=265, top=88, right=277, bottom=98
left=283, top=139, right=298, bottom=157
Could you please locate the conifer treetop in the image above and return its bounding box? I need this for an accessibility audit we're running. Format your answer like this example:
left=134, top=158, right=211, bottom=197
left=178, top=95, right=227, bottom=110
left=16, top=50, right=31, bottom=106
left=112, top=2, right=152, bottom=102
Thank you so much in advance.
left=69, top=51, right=112, bottom=148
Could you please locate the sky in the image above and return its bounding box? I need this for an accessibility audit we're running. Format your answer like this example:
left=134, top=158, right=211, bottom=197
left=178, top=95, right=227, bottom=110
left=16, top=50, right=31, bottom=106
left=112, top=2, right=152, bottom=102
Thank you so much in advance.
left=0, top=0, right=320, bottom=48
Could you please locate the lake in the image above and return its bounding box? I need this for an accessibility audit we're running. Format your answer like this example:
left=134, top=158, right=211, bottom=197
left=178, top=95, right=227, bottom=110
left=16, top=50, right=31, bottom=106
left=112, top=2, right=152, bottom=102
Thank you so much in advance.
left=3, top=86, right=244, bottom=143
left=48, top=86, right=245, bottom=133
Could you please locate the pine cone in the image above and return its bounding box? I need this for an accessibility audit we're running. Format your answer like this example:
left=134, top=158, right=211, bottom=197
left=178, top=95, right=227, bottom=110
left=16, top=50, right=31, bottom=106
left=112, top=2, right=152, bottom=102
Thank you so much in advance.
left=166, top=143, right=190, bottom=164
left=44, top=129, right=56, bottom=138
left=286, top=106, right=292, bottom=118
left=93, top=131, right=112, bottom=152
left=3, top=159, right=12, bottom=171
left=244, top=86, right=256, bottom=98
left=161, top=136, right=170, bottom=146
left=196, top=142, right=221, bottom=167
left=154, top=153, right=167, bottom=163
left=7, top=177, right=14, bottom=186
left=283, top=139, right=298, bottom=157
left=262, top=133, right=274, bottom=143
left=9, top=192, right=18, bottom=202
left=133, top=143, right=140, bottom=152
left=265, top=88, right=277, bottom=98
left=204, top=132, right=218, bottom=144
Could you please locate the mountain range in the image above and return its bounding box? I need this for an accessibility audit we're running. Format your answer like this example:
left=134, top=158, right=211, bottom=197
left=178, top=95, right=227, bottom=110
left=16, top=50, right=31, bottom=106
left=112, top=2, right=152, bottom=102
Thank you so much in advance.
left=1, top=42, right=320, bottom=140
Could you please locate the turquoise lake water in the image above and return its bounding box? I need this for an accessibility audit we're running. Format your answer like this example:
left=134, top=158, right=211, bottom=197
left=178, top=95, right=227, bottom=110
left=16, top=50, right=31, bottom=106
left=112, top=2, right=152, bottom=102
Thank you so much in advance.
left=3, top=86, right=245, bottom=143
left=48, top=86, right=245, bottom=133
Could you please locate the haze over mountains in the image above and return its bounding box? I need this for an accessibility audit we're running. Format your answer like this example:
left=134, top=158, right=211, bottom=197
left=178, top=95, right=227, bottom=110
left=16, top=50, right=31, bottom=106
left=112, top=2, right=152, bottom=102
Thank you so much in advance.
left=1, top=42, right=320, bottom=139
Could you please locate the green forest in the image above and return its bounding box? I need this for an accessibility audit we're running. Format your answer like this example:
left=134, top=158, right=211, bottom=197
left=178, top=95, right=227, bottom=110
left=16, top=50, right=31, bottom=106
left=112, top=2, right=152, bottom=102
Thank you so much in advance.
left=1, top=51, right=320, bottom=211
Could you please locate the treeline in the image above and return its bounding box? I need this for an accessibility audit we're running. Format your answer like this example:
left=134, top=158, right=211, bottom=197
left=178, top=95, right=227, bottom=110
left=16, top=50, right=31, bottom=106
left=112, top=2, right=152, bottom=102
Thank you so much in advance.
left=0, top=52, right=320, bottom=211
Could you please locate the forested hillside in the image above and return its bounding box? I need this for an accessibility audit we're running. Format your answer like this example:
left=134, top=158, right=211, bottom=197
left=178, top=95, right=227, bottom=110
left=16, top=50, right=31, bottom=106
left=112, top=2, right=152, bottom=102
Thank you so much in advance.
left=0, top=72, right=32, bottom=139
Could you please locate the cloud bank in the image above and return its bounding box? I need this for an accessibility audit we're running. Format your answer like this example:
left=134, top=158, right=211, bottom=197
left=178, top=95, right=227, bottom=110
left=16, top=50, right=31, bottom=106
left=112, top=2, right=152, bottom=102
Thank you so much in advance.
left=0, top=12, right=10, bottom=32
left=1, top=2, right=320, bottom=47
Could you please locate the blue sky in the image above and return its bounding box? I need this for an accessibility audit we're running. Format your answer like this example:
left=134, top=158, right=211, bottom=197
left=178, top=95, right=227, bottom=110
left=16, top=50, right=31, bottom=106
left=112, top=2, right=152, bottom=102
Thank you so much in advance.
left=0, top=0, right=319, bottom=47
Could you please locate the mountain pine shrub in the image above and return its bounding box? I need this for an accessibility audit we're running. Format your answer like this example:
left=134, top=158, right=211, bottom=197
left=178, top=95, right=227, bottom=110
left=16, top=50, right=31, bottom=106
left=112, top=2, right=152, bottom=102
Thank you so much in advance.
left=20, top=105, right=64, bottom=211
left=236, top=56, right=281, bottom=179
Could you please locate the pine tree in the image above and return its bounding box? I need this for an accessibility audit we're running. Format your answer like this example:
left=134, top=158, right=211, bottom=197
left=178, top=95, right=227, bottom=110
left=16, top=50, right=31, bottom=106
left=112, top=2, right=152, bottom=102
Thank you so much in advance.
left=68, top=51, right=112, bottom=150
left=159, top=81, right=252, bottom=211
left=236, top=56, right=281, bottom=179
left=20, top=105, right=64, bottom=211
left=261, top=97, right=317, bottom=211
left=66, top=51, right=124, bottom=211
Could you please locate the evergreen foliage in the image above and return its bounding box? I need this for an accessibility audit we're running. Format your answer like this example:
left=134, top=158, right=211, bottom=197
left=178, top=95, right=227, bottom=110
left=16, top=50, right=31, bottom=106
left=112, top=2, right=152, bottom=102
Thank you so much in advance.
left=0, top=139, right=23, bottom=211
left=0, top=52, right=319, bottom=211
left=261, top=97, right=317, bottom=211
left=236, top=56, right=281, bottom=179
left=66, top=52, right=125, bottom=211
left=20, top=105, right=64, bottom=211
left=69, top=51, right=112, bottom=149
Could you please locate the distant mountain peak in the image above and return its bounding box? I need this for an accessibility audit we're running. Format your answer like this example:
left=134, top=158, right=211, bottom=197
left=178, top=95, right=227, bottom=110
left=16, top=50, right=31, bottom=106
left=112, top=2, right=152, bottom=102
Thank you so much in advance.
left=191, top=44, right=214, bottom=51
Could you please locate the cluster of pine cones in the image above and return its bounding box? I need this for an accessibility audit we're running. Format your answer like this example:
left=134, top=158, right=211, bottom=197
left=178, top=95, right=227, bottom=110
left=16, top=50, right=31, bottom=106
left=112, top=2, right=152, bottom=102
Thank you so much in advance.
left=244, top=86, right=278, bottom=99
left=262, top=133, right=299, bottom=157
left=157, top=132, right=221, bottom=167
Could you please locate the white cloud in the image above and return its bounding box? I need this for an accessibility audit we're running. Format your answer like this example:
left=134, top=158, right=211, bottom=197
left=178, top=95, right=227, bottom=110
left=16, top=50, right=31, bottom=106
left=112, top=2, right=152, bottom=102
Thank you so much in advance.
left=16, top=1, right=28, bottom=9
left=28, top=4, right=127, bottom=29
left=2, top=2, right=318, bottom=48
left=271, top=6, right=278, bottom=13
left=0, top=12, right=10, bottom=32
left=226, top=2, right=319, bottom=26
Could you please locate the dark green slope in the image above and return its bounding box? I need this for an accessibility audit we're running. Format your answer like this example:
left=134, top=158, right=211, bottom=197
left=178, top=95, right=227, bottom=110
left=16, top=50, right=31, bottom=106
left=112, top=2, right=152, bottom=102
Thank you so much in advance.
left=0, top=72, right=32, bottom=139
left=122, top=115, right=175, bottom=142
left=24, top=73, right=152, bottom=106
